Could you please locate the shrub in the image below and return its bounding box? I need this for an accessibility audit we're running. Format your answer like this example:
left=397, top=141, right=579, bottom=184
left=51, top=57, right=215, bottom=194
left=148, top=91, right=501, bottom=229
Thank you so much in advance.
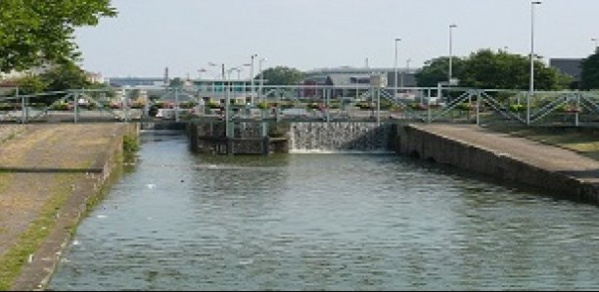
left=510, top=104, right=526, bottom=112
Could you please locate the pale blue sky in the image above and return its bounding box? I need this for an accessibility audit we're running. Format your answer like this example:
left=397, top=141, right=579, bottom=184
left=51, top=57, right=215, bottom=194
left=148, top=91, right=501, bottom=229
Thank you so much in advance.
left=74, top=0, right=599, bottom=78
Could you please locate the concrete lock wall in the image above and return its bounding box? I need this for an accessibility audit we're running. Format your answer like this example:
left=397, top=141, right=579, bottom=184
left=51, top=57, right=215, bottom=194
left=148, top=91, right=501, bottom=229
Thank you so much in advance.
left=188, top=121, right=395, bottom=154
left=393, top=124, right=599, bottom=204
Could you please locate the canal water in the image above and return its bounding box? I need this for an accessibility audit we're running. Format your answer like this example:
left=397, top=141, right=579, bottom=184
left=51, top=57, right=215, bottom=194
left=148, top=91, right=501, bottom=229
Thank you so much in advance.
left=47, top=130, right=599, bottom=291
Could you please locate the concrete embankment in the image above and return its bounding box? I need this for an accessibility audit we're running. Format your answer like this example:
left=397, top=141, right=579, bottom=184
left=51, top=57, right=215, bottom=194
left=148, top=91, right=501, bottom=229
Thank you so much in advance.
left=0, top=123, right=138, bottom=291
left=394, top=123, right=599, bottom=204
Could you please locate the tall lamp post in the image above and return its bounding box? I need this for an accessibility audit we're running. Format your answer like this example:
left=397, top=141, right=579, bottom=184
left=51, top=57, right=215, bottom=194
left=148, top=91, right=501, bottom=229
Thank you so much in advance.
left=250, top=54, right=257, bottom=103
left=258, top=57, right=267, bottom=103
left=404, top=58, right=411, bottom=88
left=209, top=62, right=231, bottom=136
left=197, top=68, right=206, bottom=80
left=394, top=38, right=401, bottom=97
left=528, top=1, right=541, bottom=125
left=208, top=62, right=225, bottom=80
left=448, top=24, right=457, bottom=83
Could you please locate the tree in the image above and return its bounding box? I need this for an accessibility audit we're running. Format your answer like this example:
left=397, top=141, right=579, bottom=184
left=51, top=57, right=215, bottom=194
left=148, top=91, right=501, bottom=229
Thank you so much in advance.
left=170, top=77, right=184, bottom=88
left=259, top=66, right=305, bottom=86
left=41, top=62, right=91, bottom=92
left=14, top=74, right=48, bottom=96
left=414, top=56, right=465, bottom=87
left=0, top=0, right=117, bottom=73
left=10, top=61, right=93, bottom=105
left=580, top=52, right=599, bottom=90
left=458, top=49, right=528, bottom=89
left=416, top=49, right=572, bottom=90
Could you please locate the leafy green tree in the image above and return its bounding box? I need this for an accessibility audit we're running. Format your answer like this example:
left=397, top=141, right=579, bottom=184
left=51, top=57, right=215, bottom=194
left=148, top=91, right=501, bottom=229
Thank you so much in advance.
left=580, top=51, right=599, bottom=90
left=170, top=77, right=184, bottom=88
left=458, top=49, right=528, bottom=89
left=259, top=66, right=305, bottom=85
left=414, top=56, right=465, bottom=87
left=17, top=61, right=92, bottom=105
left=416, top=49, right=571, bottom=90
left=0, top=0, right=117, bottom=73
left=41, top=62, right=91, bottom=92
left=14, top=74, right=48, bottom=95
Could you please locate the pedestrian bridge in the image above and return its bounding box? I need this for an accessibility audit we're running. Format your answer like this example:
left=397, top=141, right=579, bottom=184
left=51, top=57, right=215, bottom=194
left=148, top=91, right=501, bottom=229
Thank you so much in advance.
left=1, top=85, right=598, bottom=128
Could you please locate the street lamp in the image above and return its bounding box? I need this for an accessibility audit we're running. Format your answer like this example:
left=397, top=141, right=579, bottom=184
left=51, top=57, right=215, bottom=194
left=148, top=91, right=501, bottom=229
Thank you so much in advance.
left=258, top=57, right=267, bottom=102
left=208, top=62, right=225, bottom=80
left=250, top=54, right=258, bottom=103
left=197, top=68, right=206, bottom=80
left=529, top=1, right=541, bottom=125
left=228, top=67, right=241, bottom=80
left=404, top=58, right=411, bottom=88
left=393, top=38, right=401, bottom=97
left=448, top=24, right=457, bottom=83
left=592, top=38, right=598, bottom=53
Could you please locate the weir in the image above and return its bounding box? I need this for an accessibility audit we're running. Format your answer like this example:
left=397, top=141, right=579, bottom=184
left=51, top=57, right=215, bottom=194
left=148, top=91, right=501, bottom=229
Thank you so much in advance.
left=289, top=122, right=393, bottom=153
left=188, top=120, right=398, bottom=154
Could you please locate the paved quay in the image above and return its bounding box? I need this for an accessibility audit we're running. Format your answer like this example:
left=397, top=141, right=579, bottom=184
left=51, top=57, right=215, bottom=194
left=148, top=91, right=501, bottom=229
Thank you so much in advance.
left=408, top=123, right=599, bottom=197
left=413, top=124, right=599, bottom=180
left=0, top=123, right=136, bottom=291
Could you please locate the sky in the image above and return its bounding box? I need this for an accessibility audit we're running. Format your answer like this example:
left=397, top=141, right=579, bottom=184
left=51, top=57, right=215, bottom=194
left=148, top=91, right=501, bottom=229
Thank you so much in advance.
left=74, top=0, right=599, bottom=79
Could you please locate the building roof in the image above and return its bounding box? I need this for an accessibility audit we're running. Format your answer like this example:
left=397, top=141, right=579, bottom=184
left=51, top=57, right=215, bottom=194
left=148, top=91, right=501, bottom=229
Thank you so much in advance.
left=108, top=77, right=167, bottom=88
left=327, top=74, right=372, bottom=87
left=549, top=58, right=583, bottom=79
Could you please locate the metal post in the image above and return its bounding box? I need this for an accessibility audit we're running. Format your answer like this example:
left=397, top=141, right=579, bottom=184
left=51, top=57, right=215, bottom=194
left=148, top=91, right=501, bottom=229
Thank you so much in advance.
left=223, top=64, right=230, bottom=138
left=437, top=82, right=442, bottom=105
left=17, top=87, right=25, bottom=124
left=575, top=92, right=580, bottom=126
left=73, top=91, right=79, bottom=123
left=394, top=38, right=401, bottom=97
left=528, top=1, right=541, bottom=126
left=259, top=57, right=267, bottom=103
left=124, top=88, right=130, bottom=122
left=449, top=24, right=457, bottom=82
left=250, top=54, right=257, bottom=104
left=427, top=89, right=432, bottom=124
left=404, top=58, right=411, bottom=88
left=326, top=88, right=330, bottom=122
left=376, top=87, right=381, bottom=126
left=174, top=88, right=180, bottom=122
left=476, top=90, right=481, bottom=126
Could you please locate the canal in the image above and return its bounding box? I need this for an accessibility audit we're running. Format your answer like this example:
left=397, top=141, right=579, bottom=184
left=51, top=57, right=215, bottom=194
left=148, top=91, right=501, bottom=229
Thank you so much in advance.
left=47, top=129, right=599, bottom=290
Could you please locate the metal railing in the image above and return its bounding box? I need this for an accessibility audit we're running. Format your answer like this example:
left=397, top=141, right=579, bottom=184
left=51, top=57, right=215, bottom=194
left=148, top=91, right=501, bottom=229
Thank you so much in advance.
left=1, top=85, right=598, bottom=127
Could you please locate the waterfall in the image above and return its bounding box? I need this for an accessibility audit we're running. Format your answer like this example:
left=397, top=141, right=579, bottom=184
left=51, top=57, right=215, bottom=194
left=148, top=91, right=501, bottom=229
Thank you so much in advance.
left=289, top=122, right=392, bottom=153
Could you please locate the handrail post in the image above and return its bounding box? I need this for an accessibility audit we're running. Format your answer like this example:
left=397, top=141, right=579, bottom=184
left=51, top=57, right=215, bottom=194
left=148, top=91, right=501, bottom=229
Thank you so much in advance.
left=17, top=87, right=26, bottom=124
left=73, top=90, right=79, bottom=123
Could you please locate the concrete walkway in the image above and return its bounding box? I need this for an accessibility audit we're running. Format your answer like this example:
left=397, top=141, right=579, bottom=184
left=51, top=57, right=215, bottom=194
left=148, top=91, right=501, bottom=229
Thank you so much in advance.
left=411, top=123, right=599, bottom=185
left=0, top=123, right=135, bottom=291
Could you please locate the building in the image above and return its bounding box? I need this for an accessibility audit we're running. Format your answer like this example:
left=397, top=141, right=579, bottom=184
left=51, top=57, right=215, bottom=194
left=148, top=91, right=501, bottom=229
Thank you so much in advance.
left=107, top=77, right=167, bottom=88
left=302, top=66, right=419, bottom=100
left=85, top=71, right=105, bottom=84
left=549, top=58, right=583, bottom=88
